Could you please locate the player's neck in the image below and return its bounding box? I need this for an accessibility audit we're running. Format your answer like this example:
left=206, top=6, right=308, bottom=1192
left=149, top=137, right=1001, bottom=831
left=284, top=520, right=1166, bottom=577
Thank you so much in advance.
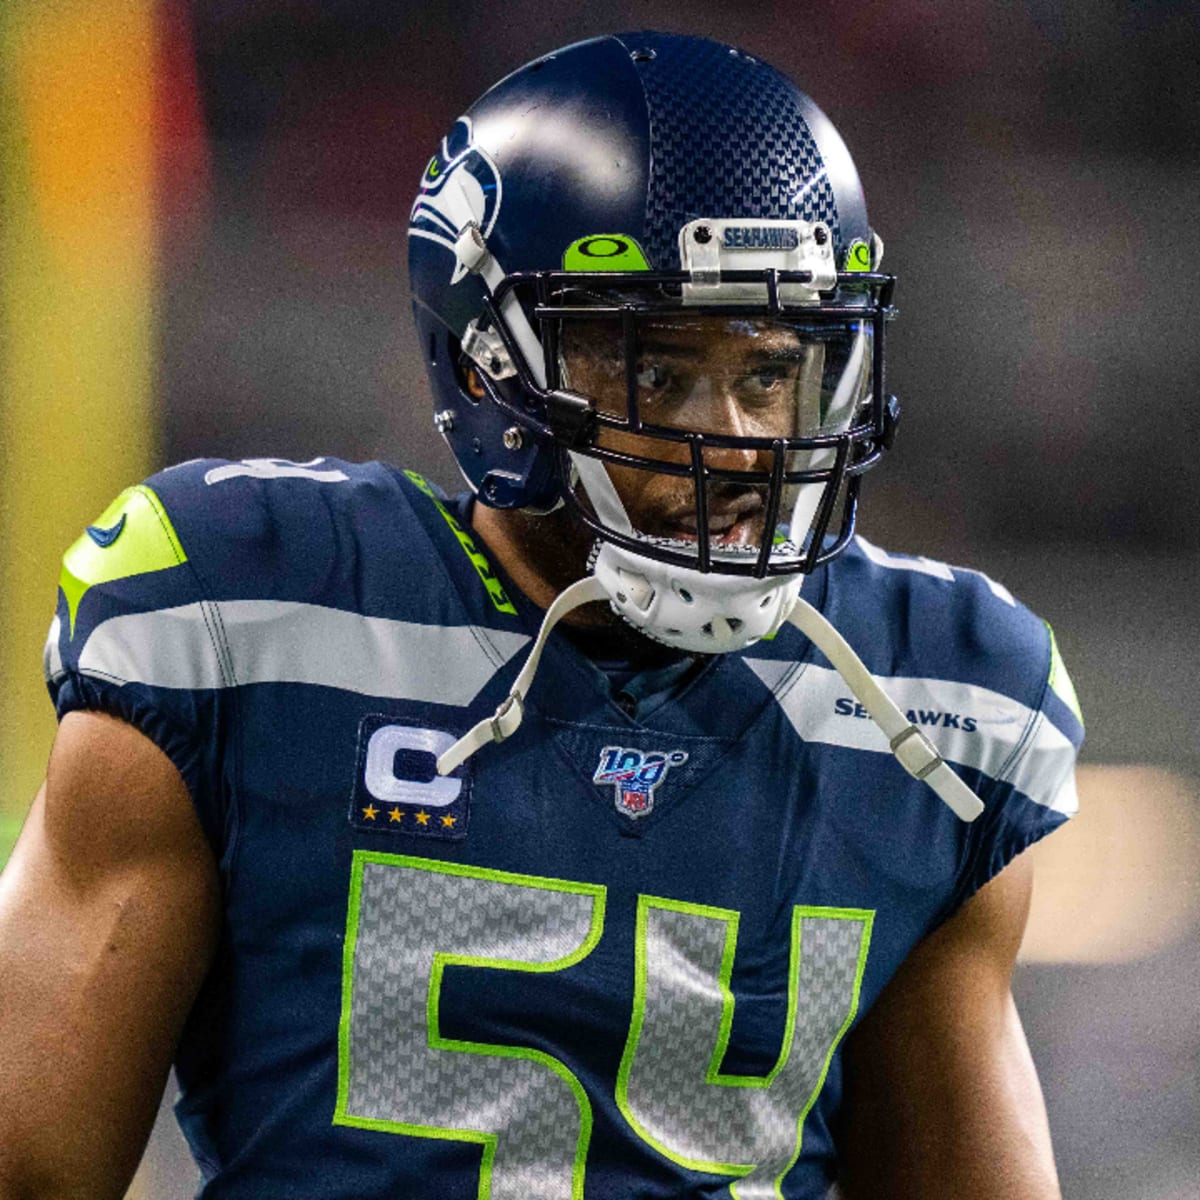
left=470, top=501, right=605, bottom=624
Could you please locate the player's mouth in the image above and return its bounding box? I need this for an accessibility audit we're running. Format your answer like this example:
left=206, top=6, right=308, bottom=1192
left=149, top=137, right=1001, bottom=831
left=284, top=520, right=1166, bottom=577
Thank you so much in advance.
left=658, top=493, right=765, bottom=547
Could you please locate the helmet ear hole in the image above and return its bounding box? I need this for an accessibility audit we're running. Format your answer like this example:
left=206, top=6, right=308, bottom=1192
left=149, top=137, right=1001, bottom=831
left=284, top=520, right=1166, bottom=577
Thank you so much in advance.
left=465, top=366, right=487, bottom=402
left=453, top=345, right=486, bottom=405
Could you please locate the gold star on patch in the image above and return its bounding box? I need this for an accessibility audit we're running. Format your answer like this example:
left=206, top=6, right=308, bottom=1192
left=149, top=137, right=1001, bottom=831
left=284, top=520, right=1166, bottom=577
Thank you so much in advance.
left=361, top=804, right=378, bottom=821
left=440, top=814, right=457, bottom=828
left=388, top=807, right=403, bottom=823
left=415, top=810, right=431, bottom=826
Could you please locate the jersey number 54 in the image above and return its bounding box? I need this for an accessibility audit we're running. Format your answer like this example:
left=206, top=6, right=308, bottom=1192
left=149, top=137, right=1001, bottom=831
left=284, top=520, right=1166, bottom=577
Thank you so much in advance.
left=335, top=851, right=873, bottom=1200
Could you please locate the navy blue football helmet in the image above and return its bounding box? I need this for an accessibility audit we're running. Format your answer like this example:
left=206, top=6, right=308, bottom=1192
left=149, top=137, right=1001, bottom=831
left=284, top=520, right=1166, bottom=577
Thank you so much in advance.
left=408, top=31, right=897, bottom=584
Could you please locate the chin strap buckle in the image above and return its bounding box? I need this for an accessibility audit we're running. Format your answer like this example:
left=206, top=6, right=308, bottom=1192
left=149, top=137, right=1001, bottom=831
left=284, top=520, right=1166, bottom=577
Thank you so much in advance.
left=889, top=725, right=943, bottom=781
left=491, top=693, right=524, bottom=742
left=453, top=221, right=490, bottom=273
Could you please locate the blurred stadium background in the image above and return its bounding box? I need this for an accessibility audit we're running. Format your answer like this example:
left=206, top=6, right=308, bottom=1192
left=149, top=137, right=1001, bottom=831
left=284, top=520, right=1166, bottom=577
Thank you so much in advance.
left=1, top=1, right=1197, bottom=1196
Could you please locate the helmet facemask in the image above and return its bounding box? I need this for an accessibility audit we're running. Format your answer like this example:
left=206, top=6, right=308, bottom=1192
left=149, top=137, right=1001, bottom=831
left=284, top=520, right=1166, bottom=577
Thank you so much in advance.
left=458, top=244, right=895, bottom=653
left=555, top=304, right=880, bottom=576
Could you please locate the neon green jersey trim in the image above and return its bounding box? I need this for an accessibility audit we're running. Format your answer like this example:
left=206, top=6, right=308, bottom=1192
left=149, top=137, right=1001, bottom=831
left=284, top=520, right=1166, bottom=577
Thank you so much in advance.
left=1045, top=622, right=1084, bottom=726
left=766, top=906, right=874, bottom=1198
left=59, top=484, right=187, bottom=637
left=404, top=470, right=518, bottom=616
left=563, top=234, right=651, bottom=272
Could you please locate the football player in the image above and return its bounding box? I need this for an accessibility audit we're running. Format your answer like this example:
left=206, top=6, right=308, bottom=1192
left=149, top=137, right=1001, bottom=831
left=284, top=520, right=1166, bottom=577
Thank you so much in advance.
left=0, top=32, right=1082, bottom=1199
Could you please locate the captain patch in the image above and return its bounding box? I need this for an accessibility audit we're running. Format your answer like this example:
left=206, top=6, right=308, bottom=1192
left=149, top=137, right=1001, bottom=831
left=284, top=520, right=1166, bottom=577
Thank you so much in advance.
left=350, top=716, right=470, bottom=840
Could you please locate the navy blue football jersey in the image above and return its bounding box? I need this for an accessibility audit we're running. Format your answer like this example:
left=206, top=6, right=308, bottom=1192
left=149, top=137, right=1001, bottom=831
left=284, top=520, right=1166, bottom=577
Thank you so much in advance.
left=45, top=456, right=1083, bottom=1199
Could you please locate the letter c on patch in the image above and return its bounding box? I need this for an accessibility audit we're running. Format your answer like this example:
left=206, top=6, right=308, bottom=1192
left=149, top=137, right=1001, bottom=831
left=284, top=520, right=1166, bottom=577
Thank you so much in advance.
left=364, top=726, right=462, bottom=808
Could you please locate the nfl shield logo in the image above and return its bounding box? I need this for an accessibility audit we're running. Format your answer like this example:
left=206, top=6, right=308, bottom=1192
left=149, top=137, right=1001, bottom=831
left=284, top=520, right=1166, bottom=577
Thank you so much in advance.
left=620, top=788, right=651, bottom=817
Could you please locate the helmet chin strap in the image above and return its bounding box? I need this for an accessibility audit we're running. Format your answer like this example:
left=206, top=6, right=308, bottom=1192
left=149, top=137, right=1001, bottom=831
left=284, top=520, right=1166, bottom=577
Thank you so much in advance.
left=435, top=569, right=983, bottom=824
left=785, top=596, right=984, bottom=822
left=455, top=220, right=548, bottom=388
left=436, top=575, right=607, bottom=776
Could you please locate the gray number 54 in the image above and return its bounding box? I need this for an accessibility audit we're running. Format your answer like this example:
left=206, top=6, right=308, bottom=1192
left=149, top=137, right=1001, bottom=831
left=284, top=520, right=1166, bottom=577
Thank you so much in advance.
left=335, top=851, right=872, bottom=1200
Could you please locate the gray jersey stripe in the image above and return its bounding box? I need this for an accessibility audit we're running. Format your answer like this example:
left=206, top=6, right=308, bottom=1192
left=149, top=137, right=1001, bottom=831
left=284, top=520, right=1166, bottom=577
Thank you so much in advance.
left=77, top=600, right=530, bottom=706
left=746, top=659, right=1077, bottom=815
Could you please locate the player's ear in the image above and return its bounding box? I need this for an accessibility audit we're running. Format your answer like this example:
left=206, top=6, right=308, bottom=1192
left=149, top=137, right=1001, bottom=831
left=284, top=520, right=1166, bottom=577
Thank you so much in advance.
left=457, top=353, right=486, bottom=401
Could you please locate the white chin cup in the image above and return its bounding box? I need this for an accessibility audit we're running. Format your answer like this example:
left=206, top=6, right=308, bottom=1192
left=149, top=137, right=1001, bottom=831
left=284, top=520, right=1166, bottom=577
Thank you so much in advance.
left=591, top=540, right=802, bottom=655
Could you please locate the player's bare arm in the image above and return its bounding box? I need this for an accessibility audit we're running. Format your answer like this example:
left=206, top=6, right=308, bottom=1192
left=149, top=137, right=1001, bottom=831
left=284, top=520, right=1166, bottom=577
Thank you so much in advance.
left=0, top=712, right=219, bottom=1200
left=837, top=854, right=1060, bottom=1200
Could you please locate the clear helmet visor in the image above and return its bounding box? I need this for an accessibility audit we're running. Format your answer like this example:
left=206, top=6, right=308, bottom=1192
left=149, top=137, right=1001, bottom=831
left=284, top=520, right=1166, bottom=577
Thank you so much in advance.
left=559, top=312, right=875, bottom=571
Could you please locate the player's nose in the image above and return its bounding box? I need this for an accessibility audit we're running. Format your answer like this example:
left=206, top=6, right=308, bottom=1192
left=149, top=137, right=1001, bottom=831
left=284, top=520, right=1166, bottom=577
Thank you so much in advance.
left=700, top=394, right=769, bottom=472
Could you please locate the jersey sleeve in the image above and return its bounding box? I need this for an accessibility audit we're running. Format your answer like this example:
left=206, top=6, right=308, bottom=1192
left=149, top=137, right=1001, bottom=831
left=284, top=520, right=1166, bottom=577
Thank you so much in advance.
left=948, top=616, right=1084, bottom=911
left=43, top=471, right=233, bottom=854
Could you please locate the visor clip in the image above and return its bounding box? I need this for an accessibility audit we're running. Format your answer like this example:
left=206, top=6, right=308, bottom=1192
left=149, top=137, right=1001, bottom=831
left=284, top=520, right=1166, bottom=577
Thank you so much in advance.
left=462, top=319, right=517, bottom=381
left=545, top=389, right=597, bottom=448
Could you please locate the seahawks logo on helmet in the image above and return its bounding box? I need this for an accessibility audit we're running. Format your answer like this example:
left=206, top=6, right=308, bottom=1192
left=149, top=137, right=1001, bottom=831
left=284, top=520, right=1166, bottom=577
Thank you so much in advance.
left=408, top=116, right=502, bottom=284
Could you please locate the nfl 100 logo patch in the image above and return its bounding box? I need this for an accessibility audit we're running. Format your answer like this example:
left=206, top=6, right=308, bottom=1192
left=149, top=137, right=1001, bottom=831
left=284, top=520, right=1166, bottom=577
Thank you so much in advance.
left=592, top=745, right=689, bottom=820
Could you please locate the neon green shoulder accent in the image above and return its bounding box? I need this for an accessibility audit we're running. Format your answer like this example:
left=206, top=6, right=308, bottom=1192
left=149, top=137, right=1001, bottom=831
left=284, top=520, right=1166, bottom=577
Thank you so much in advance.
left=1045, top=622, right=1084, bottom=726
left=59, top=484, right=187, bottom=636
left=563, top=234, right=651, bottom=272
left=403, top=470, right=518, bottom=615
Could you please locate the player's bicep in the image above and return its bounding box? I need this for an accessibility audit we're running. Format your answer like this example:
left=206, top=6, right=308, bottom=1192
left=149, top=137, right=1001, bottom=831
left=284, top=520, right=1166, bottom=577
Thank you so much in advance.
left=835, top=855, right=1060, bottom=1200
left=0, top=712, right=220, bottom=1200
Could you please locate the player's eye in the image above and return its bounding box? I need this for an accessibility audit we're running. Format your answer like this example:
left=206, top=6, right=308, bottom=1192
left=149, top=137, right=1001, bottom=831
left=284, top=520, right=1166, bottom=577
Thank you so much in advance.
left=741, top=364, right=789, bottom=395
left=636, top=361, right=672, bottom=393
